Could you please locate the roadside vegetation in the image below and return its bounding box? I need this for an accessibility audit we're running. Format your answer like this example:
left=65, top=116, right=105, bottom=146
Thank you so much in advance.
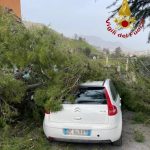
left=132, top=112, right=149, bottom=124
left=134, top=130, right=145, bottom=143
left=0, top=9, right=150, bottom=149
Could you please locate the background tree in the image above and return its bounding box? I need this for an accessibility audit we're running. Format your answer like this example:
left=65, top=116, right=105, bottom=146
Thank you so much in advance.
left=83, top=47, right=91, bottom=57
left=103, top=48, right=110, bottom=55
left=111, top=47, right=123, bottom=58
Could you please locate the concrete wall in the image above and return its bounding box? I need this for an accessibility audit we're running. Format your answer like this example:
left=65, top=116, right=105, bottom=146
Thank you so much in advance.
left=0, top=0, right=21, bottom=17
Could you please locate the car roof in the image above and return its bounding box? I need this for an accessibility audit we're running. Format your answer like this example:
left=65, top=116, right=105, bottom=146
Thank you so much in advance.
left=80, top=81, right=105, bottom=87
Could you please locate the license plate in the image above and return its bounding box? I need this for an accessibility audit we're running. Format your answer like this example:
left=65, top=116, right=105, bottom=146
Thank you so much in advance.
left=63, top=129, right=91, bottom=136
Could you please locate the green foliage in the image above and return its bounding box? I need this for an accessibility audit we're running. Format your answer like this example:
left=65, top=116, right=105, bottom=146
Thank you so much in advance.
left=0, top=117, right=6, bottom=128
left=34, top=89, right=48, bottom=107
left=0, top=73, right=25, bottom=103
left=0, top=72, right=26, bottom=126
left=113, top=78, right=150, bottom=114
left=134, top=130, right=145, bottom=143
left=0, top=8, right=104, bottom=125
left=133, top=112, right=149, bottom=124
left=0, top=122, right=51, bottom=150
left=44, top=99, right=62, bottom=112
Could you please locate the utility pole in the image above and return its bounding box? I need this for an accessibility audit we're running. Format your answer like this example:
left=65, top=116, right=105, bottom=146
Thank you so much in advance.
left=126, top=57, right=129, bottom=72
left=106, top=55, right=109, bottom=67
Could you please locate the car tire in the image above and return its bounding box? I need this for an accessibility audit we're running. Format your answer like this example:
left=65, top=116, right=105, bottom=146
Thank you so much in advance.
left=47, top=137, right=54, bottom=142
left=112, top=135, right=122, bottom=146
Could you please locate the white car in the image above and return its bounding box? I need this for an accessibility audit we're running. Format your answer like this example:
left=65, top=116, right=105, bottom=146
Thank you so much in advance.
left=43, top=79, right=122, bottom=146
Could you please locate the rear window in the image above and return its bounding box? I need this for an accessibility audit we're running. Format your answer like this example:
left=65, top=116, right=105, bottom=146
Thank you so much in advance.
left=75, top=87, right=107, bottom=104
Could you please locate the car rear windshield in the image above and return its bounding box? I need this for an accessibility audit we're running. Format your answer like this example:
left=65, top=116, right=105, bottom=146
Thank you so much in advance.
left=75, top=87, right=107, bottom=104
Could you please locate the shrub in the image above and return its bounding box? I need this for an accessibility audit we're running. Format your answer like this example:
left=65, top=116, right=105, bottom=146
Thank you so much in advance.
left=0, top=117, right=6, bottom=128
left=133, top=112, right=149, bottom=124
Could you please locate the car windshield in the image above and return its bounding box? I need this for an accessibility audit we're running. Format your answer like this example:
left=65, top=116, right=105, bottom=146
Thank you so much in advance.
left=75, top=87, right=107, bottom=104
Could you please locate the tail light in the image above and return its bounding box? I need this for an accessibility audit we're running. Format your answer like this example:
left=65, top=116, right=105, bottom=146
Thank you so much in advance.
left=108, top=105, right=117, bottom=116
left=105, top=88, right=118, bottom=116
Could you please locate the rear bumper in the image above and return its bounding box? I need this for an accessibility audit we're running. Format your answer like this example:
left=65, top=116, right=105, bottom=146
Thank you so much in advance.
left=48, top=138, right=111, bottom=144
left=43, top=121, right=122, bottom=142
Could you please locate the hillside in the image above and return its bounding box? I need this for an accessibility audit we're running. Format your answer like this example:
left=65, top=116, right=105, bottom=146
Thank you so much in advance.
left=82, top=35, right=131, bottom=52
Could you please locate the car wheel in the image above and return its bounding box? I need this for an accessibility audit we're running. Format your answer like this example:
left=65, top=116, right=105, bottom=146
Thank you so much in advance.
left=112, top=135, right=122, bottom=146
left=47, top=137, right=54, bottom=142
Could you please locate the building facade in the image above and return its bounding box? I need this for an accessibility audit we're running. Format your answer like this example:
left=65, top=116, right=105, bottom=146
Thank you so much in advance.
left=0, top=0, right=21, bottom=17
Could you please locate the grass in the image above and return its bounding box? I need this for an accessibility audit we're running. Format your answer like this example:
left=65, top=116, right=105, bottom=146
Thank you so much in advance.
left=0, top=125, right=51, bottom=150
left=134, top=130, right=145, bottom=143
left=133, top=112, right=150, bottom=124
left=0, top=121, right=80, bottom=150
left=144, top=119, right=150, bottom=125
left=0, top=121, right=112, bottom=150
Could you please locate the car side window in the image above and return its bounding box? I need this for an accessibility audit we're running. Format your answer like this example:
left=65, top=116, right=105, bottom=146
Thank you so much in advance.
left=110, top=81, right=118, bottom=101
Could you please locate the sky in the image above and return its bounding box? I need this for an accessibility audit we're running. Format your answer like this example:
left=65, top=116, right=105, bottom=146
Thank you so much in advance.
left=21, top=0, right=149, bottom=51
